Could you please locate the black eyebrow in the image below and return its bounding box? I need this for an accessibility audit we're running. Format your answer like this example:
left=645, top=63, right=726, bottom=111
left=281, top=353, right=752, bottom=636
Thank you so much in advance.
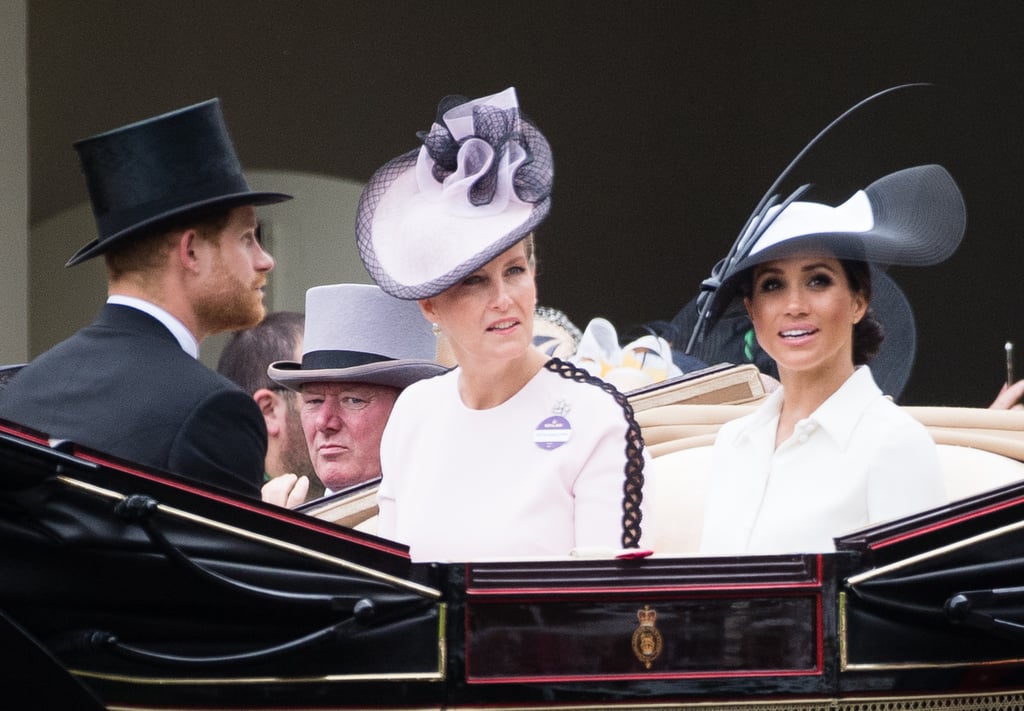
left=756, top=261, right=837, bottom=277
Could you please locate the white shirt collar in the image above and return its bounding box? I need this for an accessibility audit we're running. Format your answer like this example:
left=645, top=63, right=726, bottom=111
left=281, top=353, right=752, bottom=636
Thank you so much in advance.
left=732, top=365, right=880, bottom=450
left=806, top=365, right=880, bottom=448
left=106, top=295, right=199, bottom=358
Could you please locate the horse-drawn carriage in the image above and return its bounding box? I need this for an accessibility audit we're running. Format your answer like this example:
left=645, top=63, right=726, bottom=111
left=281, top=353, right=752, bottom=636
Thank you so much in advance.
left=4, top=365, right=1024, bottom=710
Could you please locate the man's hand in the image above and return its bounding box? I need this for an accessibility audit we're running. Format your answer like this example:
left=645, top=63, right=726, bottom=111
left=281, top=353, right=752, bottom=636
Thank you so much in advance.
left=261, top=473, right=311, bottom=508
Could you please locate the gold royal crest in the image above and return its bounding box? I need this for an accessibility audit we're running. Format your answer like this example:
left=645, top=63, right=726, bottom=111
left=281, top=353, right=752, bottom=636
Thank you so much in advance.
left=631, top=605, right=663, bottom=669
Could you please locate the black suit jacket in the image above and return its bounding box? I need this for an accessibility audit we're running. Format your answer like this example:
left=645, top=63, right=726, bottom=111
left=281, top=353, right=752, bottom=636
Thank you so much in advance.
left=0, top=304, right=265, bottom=497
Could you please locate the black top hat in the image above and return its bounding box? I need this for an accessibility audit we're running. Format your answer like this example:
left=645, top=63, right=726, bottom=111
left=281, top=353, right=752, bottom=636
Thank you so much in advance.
left=66, top=98, right=292, bottom=267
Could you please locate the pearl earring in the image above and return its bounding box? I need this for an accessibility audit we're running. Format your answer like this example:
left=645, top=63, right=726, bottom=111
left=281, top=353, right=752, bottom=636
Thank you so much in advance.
left=432, top=322, right=441, bottom=337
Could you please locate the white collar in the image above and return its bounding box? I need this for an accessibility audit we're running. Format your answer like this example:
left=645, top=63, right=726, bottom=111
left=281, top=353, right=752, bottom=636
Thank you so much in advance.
left=803, top=366, right=880, bottom=448
left=735, top=365, right=881, bottom=449
left=107, top=295, right=199, bottom=358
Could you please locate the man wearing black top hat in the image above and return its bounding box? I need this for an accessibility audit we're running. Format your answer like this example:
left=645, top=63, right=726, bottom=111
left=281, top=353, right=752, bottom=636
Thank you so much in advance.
left=0, top=99, right=291, bottom=498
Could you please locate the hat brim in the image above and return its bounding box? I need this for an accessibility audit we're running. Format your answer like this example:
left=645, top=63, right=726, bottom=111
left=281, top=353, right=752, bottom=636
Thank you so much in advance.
left=65, top=190, right=292, bottom=267
left=357, top=151, right=550, bottom=299
left=268, top=358, right=448, bottom=391
left=735, top=165, right=964, bottom=274
left=707, top=164, right=965, bottom=325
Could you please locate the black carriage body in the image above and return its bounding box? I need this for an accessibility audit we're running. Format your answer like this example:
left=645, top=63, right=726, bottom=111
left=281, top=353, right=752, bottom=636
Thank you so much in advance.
left=2, top=421, right=1024, bottom=709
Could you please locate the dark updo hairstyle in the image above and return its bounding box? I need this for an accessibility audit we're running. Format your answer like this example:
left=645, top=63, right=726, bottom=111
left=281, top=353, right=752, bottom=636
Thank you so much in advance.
left=839, top=259, right=883, bottom=366
left=738, top=258, right=884, bottom=366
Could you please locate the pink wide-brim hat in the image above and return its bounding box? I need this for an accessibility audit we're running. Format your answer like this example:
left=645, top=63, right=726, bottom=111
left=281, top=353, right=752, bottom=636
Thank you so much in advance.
left=356, top=87, right=554, bottom=299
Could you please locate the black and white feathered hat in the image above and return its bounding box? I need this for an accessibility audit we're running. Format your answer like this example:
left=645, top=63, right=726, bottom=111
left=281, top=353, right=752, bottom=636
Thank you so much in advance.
left=268, top=284, right=448, bottom=391
left=686, top=85, right=968, bottom=357
left=700, top=163, right=966, bottom=327
left=355, top=87, right=554, bottom=299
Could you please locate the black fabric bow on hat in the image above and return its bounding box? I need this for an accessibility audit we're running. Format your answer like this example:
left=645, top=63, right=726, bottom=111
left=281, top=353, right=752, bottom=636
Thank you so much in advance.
left=417, top=95, right=553, bottom=209
left=356, top=87, right=555, bottom=300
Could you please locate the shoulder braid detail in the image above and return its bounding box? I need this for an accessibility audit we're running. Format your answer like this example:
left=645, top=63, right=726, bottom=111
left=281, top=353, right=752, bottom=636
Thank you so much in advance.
left=544, top=358, right=645, bottom=548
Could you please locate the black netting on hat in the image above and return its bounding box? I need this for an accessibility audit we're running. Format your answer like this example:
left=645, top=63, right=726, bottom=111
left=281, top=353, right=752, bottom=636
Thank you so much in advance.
left=420, top=122, right=462, bottom=183
left=417, top=101, right=553, bottom=209
left=355, top=145, right=553, bottom=300
left=514, top=114, right=554, bottom=205
left=355, top=150, right=419, bottom=296
left=374, top=201, right=551, bottom=301
left=355, top=92, right=555, bottom=301
left=468, top=104, right=516, bottom=207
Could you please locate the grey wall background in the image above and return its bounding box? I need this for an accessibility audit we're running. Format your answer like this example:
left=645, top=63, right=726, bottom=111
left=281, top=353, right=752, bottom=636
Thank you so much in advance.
left=25, top=0, right=1024, bottom=406
left=1, top=1, right=27, bottom=363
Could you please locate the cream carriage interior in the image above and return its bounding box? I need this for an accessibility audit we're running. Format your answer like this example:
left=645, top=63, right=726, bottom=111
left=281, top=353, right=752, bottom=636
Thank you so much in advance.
left=304, top=363, right=1024, bottom=556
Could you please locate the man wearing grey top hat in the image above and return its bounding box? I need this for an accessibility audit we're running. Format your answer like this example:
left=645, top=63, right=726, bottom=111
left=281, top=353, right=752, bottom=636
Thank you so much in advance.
left=0, top=99, right=291, bottom=498
left=265, top=283, right=447, bottom=508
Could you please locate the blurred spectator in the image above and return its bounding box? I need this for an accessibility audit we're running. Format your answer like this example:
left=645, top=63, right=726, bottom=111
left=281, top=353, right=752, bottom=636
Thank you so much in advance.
left=218, top=311, right=323, bottom=501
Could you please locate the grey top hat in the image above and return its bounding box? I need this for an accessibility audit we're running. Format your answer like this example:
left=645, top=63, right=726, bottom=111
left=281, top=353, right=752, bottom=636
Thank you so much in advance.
left=268, top=283, right=448, bottom=391
left=67, top=98, right=292, bottom=267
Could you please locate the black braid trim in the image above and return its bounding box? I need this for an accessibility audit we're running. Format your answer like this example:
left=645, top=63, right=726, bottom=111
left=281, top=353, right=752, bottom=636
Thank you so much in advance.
left=544, top=358, right=646, bottom=548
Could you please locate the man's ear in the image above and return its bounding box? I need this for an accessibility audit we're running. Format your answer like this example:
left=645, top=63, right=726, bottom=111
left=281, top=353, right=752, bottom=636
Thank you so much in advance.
left=176, top=228, right=202, bottom=273
left=253, top=388, right=284, bottom=436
